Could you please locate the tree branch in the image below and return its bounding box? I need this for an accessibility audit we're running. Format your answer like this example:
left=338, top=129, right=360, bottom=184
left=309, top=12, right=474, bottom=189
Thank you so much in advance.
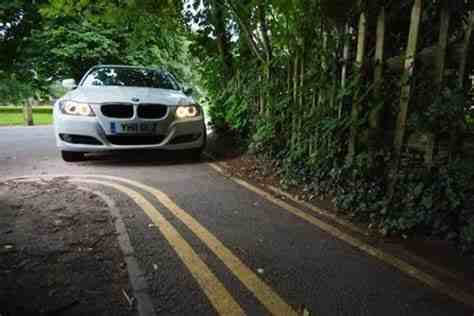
left=217, top=0, right=266, bottom=63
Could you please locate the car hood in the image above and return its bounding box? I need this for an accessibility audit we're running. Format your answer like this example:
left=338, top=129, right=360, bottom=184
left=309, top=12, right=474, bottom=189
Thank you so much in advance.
left=63, top=86, right=194, bottom=106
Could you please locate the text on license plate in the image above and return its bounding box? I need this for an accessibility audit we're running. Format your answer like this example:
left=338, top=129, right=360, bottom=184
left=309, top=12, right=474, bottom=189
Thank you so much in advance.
left=111, top=122, right=158, bottom=134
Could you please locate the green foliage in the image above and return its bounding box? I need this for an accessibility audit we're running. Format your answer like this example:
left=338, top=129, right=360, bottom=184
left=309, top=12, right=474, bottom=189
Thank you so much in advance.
left=386, top=161, right=473, bottom=237
left=28, top=19, right=122, bottom=81
left=1, top=0, right=191, bottom=104
left=0, top=0, right=45, bottom=72
left=250, top=118, right=275, bottom=154
left=410, top=85, right=466, bottom=133
left=468, top=115, right=474, bottom=129
left=0, top=72, right=35, bottom=104
left=279, top=153, right=474, bottom=252
left=207, top=78, right=251, bottom=135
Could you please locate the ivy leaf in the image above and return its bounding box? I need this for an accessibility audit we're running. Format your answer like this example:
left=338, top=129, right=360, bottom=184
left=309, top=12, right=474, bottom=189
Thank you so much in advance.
left=422, top=195, right=433, bottom=209
left=413, top=183, right=424, bottom=197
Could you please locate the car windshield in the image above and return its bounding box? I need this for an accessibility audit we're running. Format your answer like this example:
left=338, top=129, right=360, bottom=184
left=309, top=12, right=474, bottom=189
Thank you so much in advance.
left=81, top=67, right=180, bottom=90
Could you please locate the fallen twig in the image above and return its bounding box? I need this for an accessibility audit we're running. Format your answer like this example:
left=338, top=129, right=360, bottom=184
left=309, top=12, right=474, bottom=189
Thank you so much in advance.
left=89, top=231, right=115, bottom=249
left=122, top=289, right=135, bottom=308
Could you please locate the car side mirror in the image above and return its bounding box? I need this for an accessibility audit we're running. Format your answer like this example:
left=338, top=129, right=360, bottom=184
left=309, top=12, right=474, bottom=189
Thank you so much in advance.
left=183, top=86, right=193, bottom=95
left=62, top=79, right=77, bottom=90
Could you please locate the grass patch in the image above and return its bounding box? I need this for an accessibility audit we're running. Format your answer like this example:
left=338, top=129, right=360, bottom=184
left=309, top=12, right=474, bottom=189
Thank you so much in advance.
left=0, top=107, right=53, bottom=126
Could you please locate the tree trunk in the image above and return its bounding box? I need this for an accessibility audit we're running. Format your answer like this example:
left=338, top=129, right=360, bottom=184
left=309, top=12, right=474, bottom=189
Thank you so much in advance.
left=211, top=0, right=233, bottom=82
left=451, top=11, right=474, bottom=160
left=339, top=24, right=351, bottom=119
left=309, top=89, right=317, bottom=157
left=291, top=54, right=300, bottom=152
left=368, top=6, right=386, bottom=168
left=257, top=2, right=272, bottom=116
left=24, top=98, right=34, bottom=126
left=458, top=11, right=474, bottom=88
left=258, top=2, right=272, bottom=64
left=348, top=12, right=367, bottom=162
left=390, top=0, right=423, bottom=196
left=298, top=48, right=305, bottom=153
left=435, top=1, right=450, bottom=87
left=430, top=1, right=450, bottom=165
left=355, top=13, right=367, bottom=67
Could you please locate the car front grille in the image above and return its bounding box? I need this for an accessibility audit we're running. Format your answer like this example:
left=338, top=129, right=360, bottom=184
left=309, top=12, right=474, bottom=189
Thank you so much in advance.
left=106, top=135, right=166, bottom=146
left=137, top=104, right=168, bottom=119
left=101, top=103, right=134, bottom=118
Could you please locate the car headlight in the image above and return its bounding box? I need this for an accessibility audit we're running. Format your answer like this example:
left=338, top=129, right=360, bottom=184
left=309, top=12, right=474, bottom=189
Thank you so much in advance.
left=59, top=101, right=95, bottom=117
left=176, top=105, right=200, bottom=119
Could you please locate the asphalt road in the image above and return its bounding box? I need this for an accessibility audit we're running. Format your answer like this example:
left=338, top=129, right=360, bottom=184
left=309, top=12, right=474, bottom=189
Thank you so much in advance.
left=0, top=125, right=472, bottom=316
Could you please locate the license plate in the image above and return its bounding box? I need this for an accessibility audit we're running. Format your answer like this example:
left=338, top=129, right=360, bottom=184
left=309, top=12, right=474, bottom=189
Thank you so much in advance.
left=111, top=122, right=158, bottom=134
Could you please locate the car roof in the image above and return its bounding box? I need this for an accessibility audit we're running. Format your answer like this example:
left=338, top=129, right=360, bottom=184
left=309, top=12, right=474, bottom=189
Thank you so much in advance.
left=89, top=65, right=164, bottom=71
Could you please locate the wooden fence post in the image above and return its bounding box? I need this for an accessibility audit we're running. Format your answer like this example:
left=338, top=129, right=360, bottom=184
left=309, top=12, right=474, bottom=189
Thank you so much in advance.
left=423, top=1, right=451, bottom=166
left=391, top=0, right=423, bottom=195
left=435, top=1, right=450, bottom=87
left=348, top=11, right=367, bottom=162
left=23, top=98, right=34, bottom=126
left=298, top=48, right=305, bottom=152
left=339, top=24, right=351, bottom=119
left=458, top=11, right=474, bottom=88
left=369, top=6, right=386, bottom=166
left=291, top=54, right=300, bottom=152
left=451, top=11, right=474, bottom=159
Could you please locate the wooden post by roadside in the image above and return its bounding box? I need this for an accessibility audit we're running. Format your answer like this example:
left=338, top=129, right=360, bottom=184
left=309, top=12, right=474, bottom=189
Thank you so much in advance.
left=435, top=1, right=450, bottom=87
left=339, top=24, right=351, bottom=119
left=348, top=11, right=367, bottom=162
left=390, top=0, right=423, bottom=197
left=23, top=98, right=34, bottom=126
left=450, top=11, right=474, bottom=160
left=368, top=5, right=386, bottom=167
left=458, top=12, right=474, bottom=88
left=423, top=0, right=450, bottom=166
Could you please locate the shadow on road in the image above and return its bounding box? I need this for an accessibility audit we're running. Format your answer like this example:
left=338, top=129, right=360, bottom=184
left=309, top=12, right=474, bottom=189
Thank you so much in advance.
left=75, top=130, right=244, bottom=167
left=81, top=150, right=208, bottom=167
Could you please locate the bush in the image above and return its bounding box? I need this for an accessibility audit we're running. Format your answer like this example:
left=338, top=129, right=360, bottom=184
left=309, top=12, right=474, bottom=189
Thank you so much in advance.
left=208, top=80, right=250, bottom=136
left=277, top=153, right=474, bottom=253
left=0, top=73, right=35, bottom=105
left=249, top=119, right=276, bottom=154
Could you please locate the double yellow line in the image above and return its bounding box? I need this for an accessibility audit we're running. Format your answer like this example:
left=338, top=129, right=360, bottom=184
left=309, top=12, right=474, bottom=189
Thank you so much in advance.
left=7, top=166, right=474, bottom=313
left=67, top=175, right=299, bottom=316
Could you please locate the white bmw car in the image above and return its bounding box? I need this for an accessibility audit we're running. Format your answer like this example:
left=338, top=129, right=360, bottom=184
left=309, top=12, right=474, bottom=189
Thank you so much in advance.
left=54, top=65, right=206, bottom=162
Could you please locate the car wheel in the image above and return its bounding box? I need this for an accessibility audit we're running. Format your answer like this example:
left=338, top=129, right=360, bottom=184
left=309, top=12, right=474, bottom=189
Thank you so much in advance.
left=61, top=151, right=85, bottom=162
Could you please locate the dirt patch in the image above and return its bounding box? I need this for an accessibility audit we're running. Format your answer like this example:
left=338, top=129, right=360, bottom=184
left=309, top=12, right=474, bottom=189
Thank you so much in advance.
left=0, top=179, right=133, bottom=316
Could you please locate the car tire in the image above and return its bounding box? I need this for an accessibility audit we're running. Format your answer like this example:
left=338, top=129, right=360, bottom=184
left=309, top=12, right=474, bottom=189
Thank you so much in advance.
left=188, top=132, right=207, bottom=161
left=61, top=151, right=85, bottom=162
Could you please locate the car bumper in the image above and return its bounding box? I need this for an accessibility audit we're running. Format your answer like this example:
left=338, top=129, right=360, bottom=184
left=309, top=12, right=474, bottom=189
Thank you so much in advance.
left=54, top=108, right=206, bottom=153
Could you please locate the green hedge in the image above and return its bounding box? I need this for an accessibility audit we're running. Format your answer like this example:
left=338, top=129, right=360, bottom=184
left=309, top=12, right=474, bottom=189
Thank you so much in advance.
left=0, top=106, right=53, bottom=113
